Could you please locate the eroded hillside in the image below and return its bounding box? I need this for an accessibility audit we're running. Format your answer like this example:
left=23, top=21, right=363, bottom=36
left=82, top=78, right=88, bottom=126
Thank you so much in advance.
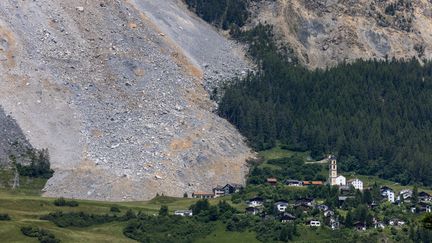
left=253, top=0, right=432, bottom=68
left=0, top=0, right=252, bottom=201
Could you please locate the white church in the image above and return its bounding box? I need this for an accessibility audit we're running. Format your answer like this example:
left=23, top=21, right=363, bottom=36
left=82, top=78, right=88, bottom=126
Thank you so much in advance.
left=328, top=155, right=363, bottom=191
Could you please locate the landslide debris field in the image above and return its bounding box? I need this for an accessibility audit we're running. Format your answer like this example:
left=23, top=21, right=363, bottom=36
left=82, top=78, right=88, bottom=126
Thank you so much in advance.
left=0, top=0, right=253, bottom=201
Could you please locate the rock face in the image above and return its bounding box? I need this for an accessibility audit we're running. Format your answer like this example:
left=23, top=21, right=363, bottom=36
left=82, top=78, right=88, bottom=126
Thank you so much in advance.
left=0, top=0, right=252, bottom=201
left=0, top=107, right=32, bottom=167
left=253, top=0, right=432, bottom=68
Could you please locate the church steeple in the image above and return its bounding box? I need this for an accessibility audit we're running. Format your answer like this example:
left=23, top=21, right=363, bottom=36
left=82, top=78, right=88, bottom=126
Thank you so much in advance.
left=329, top=155, right=337, bottom=185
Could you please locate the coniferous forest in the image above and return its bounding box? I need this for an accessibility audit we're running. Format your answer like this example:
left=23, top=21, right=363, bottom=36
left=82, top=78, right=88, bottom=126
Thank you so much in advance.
left=218, top=25, right=432, bottom=187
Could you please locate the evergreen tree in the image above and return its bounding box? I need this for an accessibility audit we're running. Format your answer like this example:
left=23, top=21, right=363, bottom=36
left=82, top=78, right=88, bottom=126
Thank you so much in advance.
left=159, top=205, right=169, bottom=217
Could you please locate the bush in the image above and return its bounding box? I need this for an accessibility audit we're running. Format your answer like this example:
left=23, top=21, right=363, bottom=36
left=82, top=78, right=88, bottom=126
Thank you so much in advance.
left=40, top=211, right=129, bottom=228
left=21, top=226, right=60, bottom=243
left=123, top=215, right=214, bottom=243
left=0, top=213, right=11, bottom=221
left=53, top=197, right=79, bottom=207
left=110, top=206, right=121, bottom=213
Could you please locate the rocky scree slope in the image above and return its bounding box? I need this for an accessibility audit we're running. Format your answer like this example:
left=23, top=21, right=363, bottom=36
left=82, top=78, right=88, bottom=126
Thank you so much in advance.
left=0, top=0, right=252, bottom=201
left=252, top=0, right=432, bottom=68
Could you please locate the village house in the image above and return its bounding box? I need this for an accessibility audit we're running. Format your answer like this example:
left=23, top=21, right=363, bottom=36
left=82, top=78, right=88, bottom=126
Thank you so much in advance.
left=354, top=221, right=366, bottom=231
left=338, top=196, right=354, bottom=205
left=192, top=192, right=214, bottom=199
left=212, top=186, right=225, bottom=198
left=174, top=210, right=193, bottom=217
left=324, top=210, right=334, bottom=217
left=316, top=204, right=329, bottom=212
left=418, top=202, right=432, bottom=213
left=348, top=178, right=364, bottom=191
left=267, top=177, right=278, bottom=186
left=281, top=213, right=296, bottom=223
left=419, top=191, right=432, bottom=202
left=285, top=179, right=303, bottom=187
left=389, top=219, right=406, bottom=226
left=245, top=207, right=260, bottom=215
left=303, top=181, right=323, bottom=186
left=247, top=197, right=264, bottom=208
left=373, top=218, right=385, bottom=229
left=309, top=220, right=321, bottom=227
left=295, top=198, right=315, bottom=207
left=274, top=200, right=289, bottom=212
left=330, top=218, right=340, bottom=230
left=399, top=189, right=413, bottom=201
left=223, top=183, right=243, bottom=194
left=381, top=186, right=395, bottom=203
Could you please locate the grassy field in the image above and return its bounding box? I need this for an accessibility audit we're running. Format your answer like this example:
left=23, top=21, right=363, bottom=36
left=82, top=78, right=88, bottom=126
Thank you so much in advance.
left=196, top=222, right=259, bottom=243
left=258, top=145, right=310, bottom=170
left=0, top=175, right=250, bottom=243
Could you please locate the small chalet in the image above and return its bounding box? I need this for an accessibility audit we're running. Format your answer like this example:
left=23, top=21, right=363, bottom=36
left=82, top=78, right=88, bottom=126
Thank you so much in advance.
left=419, top=191, right=432, bottom=202
left=354, top=221, right=366, bottom=231
left=419, top=202, right=432, bottom=213
left=330, top=218, right=340, bottom=230
left=373, top=218, right=385, bottom=229
left=400, top=189, right=413, bottom=200
left=303, top=181, right=323, bottom=186
left=389, top=219, right=406, bottom=226
left=280, top=213, right=296, bottom=223
left=309, top=220, right=321, bottom=227
left=295, top=198, right=315, bottom=207
left=324, top=210, right=334, bottom=217
left=316, top=204, right=329, bottom=212
left=245, top=207, right=260, bottom=215
left=174, top=210, right=193, bottom=217
left=267, top=177, right=278, bottom=186
left=348, top=178, right=363, bottom=191
left=192, top=192, right=214, bottom=199
left=212, top=186, right=225, bottom=198
left=285, top=179, right=303, bottom=187
left=274, top=200, right=289, bottom=212
left=338, top=196, right=354, bottom=203
left=223, top=183, right=243, bottom=194
left=380, top=186, right=394, bottom=196
left=248, top=197, right=264, bottom=207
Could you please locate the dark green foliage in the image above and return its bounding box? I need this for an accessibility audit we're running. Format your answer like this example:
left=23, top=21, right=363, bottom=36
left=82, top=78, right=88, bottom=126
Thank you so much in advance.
left=184, top=0, right=249, bottom=30
left=422, top=213, right=432, bottom=230
left=40, top=211, right=129, bottom=228
left=226, top=214, right=254, bottom=232
left=0, top=213, right=11, bottom=221
left=123, top=215, right=214, bottom=243
left=413, top=185, right=419, bottom=205
left=53, top=197, right=79, bottom=207
left=159, top=205, right=169, bottom=216
left=21, top=226, right=60, bottom=243
left=16, top=149, right=53, bottom=179
left=220, top=47, right=432, bottom=185
left=110, top=206, right=121, bottom=213
left=248, top=156, right=323, bottom=184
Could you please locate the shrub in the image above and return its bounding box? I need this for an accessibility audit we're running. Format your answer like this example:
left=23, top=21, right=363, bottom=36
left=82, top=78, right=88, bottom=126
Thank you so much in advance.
left=53, top=197, right=79, bottom=207
left=0, top=213, right=11, bottom=221
left=110, top=206, right=121, bottom=213
left=21, top=226, right=60, bottom=243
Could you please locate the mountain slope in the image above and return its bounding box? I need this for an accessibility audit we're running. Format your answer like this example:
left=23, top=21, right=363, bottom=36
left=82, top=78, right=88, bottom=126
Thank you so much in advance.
left=253, top=0, right=432, bottom=68
left=0, top=0, right=252, bottom=201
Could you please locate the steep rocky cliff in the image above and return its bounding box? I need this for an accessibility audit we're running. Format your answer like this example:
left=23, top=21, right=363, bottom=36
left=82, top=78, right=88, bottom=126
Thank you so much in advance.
left=0, top=0, right=252, bottom=201
left=252, top=0, right=432, bottom=68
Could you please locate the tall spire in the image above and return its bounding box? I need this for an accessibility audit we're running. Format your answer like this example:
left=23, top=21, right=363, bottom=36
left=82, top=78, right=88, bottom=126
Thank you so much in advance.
left=329, top=155, right=337, bottom=185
